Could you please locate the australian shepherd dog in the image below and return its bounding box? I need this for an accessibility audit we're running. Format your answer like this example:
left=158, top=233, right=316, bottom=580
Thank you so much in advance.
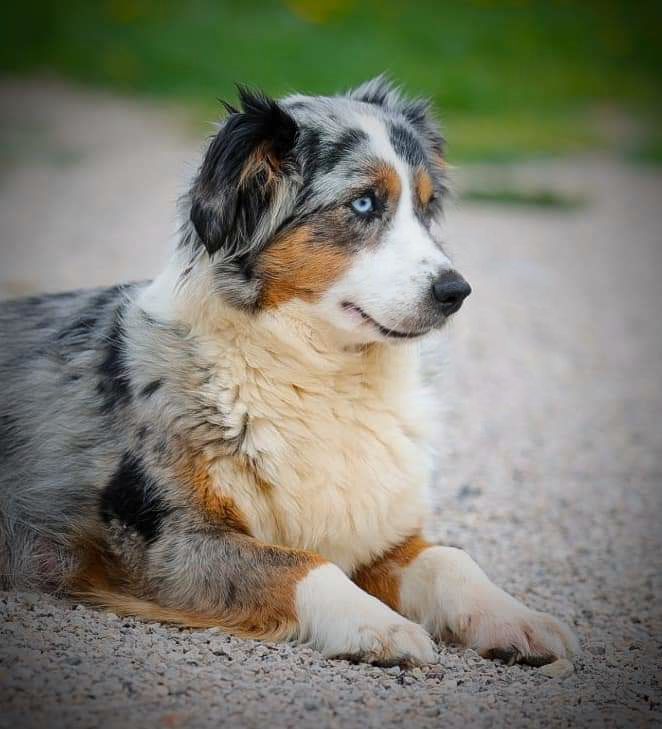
left=0, top=77, right=577, bottom=666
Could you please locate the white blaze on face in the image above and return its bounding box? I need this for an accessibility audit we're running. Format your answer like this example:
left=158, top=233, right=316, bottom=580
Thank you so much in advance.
left=315, top=114, right=451, bottom=342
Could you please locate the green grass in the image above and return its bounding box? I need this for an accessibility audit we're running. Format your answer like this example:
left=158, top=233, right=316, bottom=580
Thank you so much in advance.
left=2, top=0, right=661, bottom=162
left=628, top=133, right=662, bottom=165
left=461, top=187, right=587, bottom=210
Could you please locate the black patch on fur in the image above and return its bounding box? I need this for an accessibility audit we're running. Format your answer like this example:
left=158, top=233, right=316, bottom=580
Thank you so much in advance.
left=319, top=128, right=368, bottom=172
left=190, top=86, right=299, bottom=258
left=97, top=303, right=131, bottom=413
left=100, top=453, right=170, bottom=543
left=56, top=313, right=99, bottom=343
left=297, top=126, right=321, bottom=179
left=388, top=122, right=425, bottom=166
left=0, top=413, right=25, bottom=460
left=140, top=379, right=162, bottom=398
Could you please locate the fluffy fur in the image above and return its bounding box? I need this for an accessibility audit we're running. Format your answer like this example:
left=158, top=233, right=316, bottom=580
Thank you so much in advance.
left=0, top=77, right=577, bottom=665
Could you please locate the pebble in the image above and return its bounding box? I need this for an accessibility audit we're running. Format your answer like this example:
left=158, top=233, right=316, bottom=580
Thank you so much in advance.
left=539, top=659, right=575, bottom=679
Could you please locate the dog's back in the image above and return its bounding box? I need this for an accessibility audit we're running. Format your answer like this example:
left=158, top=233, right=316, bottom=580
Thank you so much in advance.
left=0, top=285, right=144, bottom=589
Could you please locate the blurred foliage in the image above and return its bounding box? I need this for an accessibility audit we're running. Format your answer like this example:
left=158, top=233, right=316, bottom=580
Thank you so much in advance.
left=2, top=0, right=660, bottom=161
left=461, top=186, right=586, bottom=209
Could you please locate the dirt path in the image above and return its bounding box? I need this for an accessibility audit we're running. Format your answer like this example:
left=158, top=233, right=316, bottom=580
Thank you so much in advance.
left=1, top=79, right=661, bottom=728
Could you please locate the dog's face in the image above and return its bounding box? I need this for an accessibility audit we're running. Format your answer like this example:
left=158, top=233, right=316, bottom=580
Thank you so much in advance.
left=187, top=76, right=470, bottom=344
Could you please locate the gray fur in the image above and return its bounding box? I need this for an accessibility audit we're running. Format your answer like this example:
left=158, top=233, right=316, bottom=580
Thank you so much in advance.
left=0, top=76, right=445, bottom=610
left=178, top=75, right=447, bottom=310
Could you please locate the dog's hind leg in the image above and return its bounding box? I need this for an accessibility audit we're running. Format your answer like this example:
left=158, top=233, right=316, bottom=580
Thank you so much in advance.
left=353, top=534, right=579, bottom=666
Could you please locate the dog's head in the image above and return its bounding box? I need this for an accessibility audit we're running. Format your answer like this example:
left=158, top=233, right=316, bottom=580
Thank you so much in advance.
left=186, top=76, right=470, bottom=344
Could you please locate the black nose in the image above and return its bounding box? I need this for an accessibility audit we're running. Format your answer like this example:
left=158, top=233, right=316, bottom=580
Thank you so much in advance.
left=432, top=271, right=472, bottom=316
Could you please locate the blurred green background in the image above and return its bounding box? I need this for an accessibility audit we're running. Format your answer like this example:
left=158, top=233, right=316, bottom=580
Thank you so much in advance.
left=2, top=0, right=661, bottom=163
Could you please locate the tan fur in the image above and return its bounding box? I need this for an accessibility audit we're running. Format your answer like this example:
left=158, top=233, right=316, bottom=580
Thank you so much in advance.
left=73, top=536, right=324, bottom=641
left=239, top=143, right=281, bottom=188
left=179, top=455, right=251, bottom=534
left=371, top=161, right=402, bottom=205
left=353, top=534, right=430, bottom=610
left=138, top=267, right=435, bottom=575
left=415, top=167, right=434, bottom=207
left=259, top=225, right=352, bottom=307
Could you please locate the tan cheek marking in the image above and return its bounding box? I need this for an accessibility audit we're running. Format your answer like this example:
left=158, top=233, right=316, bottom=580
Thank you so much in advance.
left=415, top=167, right=434, bottom=207
left=352, top=534, right=431, bottom=611
left=259, top=224, right=352, bottom=308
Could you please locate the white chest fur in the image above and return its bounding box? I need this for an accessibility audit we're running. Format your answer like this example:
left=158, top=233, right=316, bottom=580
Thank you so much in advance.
left=201, top=310, right=435, bottom=574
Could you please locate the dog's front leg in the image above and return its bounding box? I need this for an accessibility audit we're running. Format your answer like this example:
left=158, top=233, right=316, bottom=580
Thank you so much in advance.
left=354, top=535, right=579, bottom=665
left=125, top=526, right=435, bottom=665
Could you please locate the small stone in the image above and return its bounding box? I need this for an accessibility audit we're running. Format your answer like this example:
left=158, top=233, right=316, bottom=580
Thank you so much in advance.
left=589, top=644, right=606, bottom=656
left=539, top=659, right=574, bottom=679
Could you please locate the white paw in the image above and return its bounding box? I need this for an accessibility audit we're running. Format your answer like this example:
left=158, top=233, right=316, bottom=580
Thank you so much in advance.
left=337, top=615, right=436, bottom=666
left=400, top=546, right=579, bottom=666
left=450, top=588, right=580, bottom=665
left=296, top=564, right=436, bottom=666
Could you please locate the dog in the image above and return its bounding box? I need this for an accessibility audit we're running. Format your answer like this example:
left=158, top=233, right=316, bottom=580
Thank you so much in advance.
left=0, top=77, right=578, bottom=666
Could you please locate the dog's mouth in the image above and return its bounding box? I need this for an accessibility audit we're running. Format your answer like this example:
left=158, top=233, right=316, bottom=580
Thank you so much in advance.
left=341, top=302, right=431, bottom=339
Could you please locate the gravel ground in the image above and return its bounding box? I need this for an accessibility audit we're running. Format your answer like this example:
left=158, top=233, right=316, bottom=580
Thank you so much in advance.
left=1, top=79, right=661, bottom=728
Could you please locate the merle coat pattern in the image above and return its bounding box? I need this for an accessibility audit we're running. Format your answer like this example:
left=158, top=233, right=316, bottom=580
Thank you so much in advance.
left=0, top=78, right=578, bottom=666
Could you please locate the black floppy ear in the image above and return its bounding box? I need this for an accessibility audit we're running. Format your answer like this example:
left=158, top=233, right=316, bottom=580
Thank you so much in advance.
left=190, top=87, right=299, bottom=258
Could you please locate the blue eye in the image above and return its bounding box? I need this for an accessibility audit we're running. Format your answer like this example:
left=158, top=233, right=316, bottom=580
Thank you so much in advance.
left=351, top=195, right=374, bottom=215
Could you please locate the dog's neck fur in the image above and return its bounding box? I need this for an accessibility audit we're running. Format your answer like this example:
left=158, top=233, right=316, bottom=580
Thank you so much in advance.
left=139, top=248, right=422, bottom=389
left=134, top=250, right=433, bottom=570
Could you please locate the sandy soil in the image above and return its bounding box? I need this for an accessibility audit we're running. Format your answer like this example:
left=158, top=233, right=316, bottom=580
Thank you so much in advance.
left=1, top=78, right=661, bottom=728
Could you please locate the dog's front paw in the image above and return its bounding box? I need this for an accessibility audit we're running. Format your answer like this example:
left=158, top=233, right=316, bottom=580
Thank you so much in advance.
left=452, top=589, right=580, bottom=666
left=296, top=564, right=436, bottom=666
left=338, top=615, right=436, bottom=667
left=401, top=546, right=579, bottom=667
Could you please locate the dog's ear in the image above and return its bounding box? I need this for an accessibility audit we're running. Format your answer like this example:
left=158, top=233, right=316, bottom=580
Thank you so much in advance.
left=348, top=74, right=402, bottom=108
left=349, top=75, right=445, bottom=160
left=190, top=87, right=300, bottom=258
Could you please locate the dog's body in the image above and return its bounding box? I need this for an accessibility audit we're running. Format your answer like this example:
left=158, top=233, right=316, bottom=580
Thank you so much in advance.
left=0, top=78, right=577, bottom=665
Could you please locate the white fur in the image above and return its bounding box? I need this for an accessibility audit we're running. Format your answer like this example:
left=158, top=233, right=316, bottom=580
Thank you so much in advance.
left=313, top=113, right=452, bottom=343
left=136, top=112, right=577, bottom=664
left=399, top=546, right=580, bottom=660
left=296, top=563, right=435, bottom=663
left=140, top=272, right=435, bottom=574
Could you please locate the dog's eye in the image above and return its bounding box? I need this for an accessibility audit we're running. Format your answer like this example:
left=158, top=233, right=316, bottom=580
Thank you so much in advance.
left=351, top=195, right=375, bottom=216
